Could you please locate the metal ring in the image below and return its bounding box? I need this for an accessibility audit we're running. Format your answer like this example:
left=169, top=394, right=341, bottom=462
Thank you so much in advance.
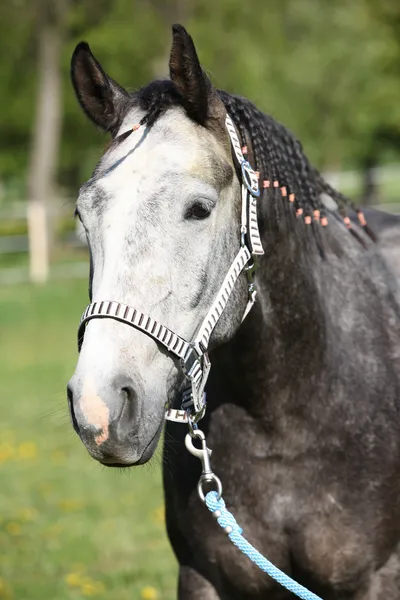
left=187, top=406, right=206, bottom=437
left=198, top=474, right=223, bottom=503
left=241, top=161, right=260, bottom=197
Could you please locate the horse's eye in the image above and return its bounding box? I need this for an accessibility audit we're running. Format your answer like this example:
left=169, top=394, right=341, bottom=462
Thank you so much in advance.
left=186, top=202, right=211, bottom=220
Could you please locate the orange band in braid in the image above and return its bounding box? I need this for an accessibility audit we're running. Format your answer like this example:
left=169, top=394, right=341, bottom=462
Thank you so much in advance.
left=343, top=216, right=351, bottom=229
left=357, top=212, right=367, bottom=227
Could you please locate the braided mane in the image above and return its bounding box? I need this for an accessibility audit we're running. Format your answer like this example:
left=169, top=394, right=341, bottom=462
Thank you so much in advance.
left=120, top=79, right=374, bottom=243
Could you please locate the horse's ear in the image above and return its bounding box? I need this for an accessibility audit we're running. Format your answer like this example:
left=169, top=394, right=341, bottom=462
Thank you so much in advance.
left=71, top=42, right=129, bottom=134
left=169, top=24, right=224, bottom=125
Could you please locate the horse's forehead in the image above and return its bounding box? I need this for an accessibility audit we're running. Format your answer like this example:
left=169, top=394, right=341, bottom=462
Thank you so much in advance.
left=78, top=107, right=232, bottom=212
left=103, top=107, right=225, bottom=174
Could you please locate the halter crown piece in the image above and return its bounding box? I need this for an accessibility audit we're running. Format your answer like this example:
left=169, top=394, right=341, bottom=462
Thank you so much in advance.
left=77, top=114, right=264, bottom=425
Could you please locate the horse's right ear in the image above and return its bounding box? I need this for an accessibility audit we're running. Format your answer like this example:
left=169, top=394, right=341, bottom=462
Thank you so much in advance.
left=71, top=42, right=129, bottom=134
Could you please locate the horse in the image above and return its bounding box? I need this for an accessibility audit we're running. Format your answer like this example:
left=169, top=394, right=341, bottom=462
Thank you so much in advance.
left=67, top=25, right=400, bottom=599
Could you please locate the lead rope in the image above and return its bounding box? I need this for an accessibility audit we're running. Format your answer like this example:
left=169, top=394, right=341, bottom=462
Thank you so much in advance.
left=205, top=491, right=322, bottom=600
left=185, top=430, right=323, bottom=600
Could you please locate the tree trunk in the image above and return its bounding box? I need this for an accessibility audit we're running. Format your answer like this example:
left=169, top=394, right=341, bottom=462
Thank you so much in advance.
left=27, top=0, right=69, bottom=283
left=361, top=155, right=379, bottom=206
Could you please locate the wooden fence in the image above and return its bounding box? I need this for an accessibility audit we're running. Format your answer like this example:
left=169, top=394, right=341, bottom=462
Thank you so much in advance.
left=1, top=165, right=399, bottom=285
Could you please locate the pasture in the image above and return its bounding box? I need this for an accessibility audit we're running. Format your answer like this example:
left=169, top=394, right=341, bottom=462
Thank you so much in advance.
left=0, top=280, right=177, bottom=599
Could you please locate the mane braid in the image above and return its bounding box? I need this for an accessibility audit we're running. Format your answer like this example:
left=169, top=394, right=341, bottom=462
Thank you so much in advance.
left=129, top=80, right=372, bottom=245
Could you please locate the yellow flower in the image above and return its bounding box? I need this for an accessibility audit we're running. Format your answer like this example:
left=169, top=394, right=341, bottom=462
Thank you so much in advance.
left=65, top=573, right=104, bottom=596
left=18, top=508, right=38, bottom=522
left=17, top=442, right=37, bottom=460
left=5, top=522, right=21, bottom=536
left=81, top=582, right=97, bottom=596
left=65, top=572, right=83, bottom=588
left=57, top=499, right=85, bottom=512
left=81, top=580, right=105, bottom=596
left=140, top=586, right=158, bottom=599
left=152, top=505, right=165, bottom=525
left=0, top=577, right=12, bottom=599
left=0, top=443, right=14, bottom=464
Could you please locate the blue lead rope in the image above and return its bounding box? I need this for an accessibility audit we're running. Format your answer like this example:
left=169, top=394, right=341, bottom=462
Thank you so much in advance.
left=205, top=491, right=322, bottom=600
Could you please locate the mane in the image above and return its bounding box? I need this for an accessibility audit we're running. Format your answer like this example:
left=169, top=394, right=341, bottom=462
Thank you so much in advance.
left=118, top=79, right=375, bottom=244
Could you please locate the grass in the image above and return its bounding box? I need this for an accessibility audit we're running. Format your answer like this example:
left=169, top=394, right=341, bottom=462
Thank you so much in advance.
left=0, top=279, right=177, bottom=600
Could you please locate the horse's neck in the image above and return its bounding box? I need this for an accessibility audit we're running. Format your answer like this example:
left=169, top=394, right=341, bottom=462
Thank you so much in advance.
left=211, top=228, right=328, bottom=420
left=211, top=215, right=399, bottom=427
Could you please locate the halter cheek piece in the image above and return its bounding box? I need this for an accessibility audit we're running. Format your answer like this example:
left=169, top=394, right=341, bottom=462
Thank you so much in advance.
left=77, top=114, right=264, bottom=424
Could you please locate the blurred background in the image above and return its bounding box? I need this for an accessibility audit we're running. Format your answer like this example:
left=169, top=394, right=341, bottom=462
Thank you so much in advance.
left=0, top=1, right=399, bottom=598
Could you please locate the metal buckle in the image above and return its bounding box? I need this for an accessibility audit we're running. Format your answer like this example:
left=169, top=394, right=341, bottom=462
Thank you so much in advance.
left=241, top=161, right=260, bottom=198
left=182, top=347, right=201, bottom=378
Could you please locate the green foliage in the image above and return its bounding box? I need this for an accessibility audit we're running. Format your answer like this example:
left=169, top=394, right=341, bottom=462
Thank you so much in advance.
left=0, top=279, right=177, bottom=599
left=0, top=0, right=399, bottom=197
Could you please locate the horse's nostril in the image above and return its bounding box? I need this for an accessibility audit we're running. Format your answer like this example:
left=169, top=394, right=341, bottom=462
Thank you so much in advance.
left=67, top=384, right=80, bottom=435
left=121, top=385, right=135, bottom=403
left=112, top=382, right=140, bottom=435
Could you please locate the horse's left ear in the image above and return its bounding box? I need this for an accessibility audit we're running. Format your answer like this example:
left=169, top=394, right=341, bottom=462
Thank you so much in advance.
left=169, top=24, right=225, bottom=125
left=71, top=42, right=130, bottom=135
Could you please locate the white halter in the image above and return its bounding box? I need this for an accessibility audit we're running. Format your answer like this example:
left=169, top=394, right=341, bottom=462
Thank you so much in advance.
left=77, top=113, right=264, bottom=424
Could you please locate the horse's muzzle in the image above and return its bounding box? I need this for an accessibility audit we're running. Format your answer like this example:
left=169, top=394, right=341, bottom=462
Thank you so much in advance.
left=67, top=374, right=159, bottom=466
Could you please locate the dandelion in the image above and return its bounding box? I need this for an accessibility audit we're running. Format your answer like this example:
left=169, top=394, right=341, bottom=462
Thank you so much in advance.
left=65, top=573, right=104, bottom=596
left=5, top=522, right=21, bottom=536
left=65, top=572, right=83, bottom=588
left=0, top=577, right=11, bottom=599
left=140, top=586, right=158, bottom=599
left=81, top=580, right=105, bottom=596
left=57, top=499, right=85, bottom=512
left=18, top=508, right=38, bottom=522
left=81, top=582, right=97, bottom=596
left=152, top=505, right=165, bottom=525
left=0, top=443, right=14, bottom=464
left=17, top=442, right=37, bottom=460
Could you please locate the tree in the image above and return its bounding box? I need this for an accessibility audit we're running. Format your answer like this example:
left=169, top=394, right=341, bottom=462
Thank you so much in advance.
left=27, top=0, right=70, bottom=282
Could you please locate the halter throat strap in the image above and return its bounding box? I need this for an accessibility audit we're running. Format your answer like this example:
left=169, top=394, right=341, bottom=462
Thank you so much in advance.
left=77, top=113, right=264, bottom=420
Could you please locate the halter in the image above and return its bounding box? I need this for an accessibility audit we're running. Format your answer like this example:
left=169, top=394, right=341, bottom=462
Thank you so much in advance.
left=77, top=113, right=264, bottom=424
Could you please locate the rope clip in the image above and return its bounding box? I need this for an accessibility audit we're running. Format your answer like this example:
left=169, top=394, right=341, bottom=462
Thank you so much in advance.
left=185, top=429, right=222, bottom=502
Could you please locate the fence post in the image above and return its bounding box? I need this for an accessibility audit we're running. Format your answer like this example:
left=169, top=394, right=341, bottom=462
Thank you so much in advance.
left=27, top=200, right=49, bottom=283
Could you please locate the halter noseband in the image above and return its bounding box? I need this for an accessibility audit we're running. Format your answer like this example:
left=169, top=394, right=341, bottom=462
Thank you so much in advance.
left=77, top=113, right=264, bottom=424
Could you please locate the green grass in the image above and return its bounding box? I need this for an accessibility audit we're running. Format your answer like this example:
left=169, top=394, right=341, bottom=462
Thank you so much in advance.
left=0, top=280, right=177, bottom=600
